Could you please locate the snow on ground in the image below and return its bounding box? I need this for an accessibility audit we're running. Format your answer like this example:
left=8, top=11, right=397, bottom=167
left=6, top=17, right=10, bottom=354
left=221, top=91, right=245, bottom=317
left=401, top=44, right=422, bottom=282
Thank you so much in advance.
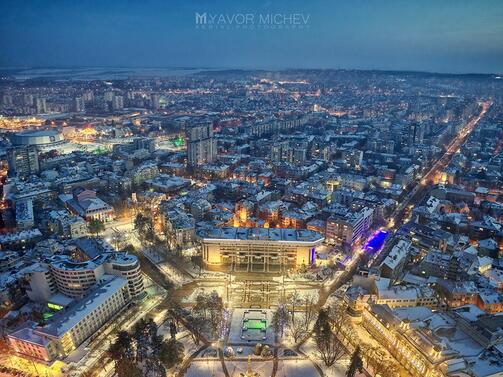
left=185, top=360, right=224, bottom=377
left=299, top=337, right=318, bottom=358
left=181, top=285, right=225, bottom=304
left=276, top=359, right=321, bottom=377
left=300, top=337, right=350, bottom=377
left=322, top=271, right=345, bottom=289
left=223, top=345, right=255, bottom=357
left=286, top=287, right=320, bottom=301
left=143, top=248, right=165, bottom=263
left=225, top=360, right=274, bottom=377
left=142, top=248, right=192, bottom=286
left=178, top=333, right=200, bottom=357
left=324, top=362, right=350, bottom=377
left=198, top=270, right=227, bottom=279
left=157, top=322, right=200, bottom=357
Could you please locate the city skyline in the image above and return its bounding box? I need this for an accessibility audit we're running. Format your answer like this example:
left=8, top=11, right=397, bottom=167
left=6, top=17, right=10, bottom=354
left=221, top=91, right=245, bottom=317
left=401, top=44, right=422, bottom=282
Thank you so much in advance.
left=1, top=2, right=503, bottom=377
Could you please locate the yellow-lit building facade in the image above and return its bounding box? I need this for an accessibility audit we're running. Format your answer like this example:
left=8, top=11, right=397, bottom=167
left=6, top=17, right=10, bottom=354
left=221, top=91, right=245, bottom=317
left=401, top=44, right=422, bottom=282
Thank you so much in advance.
left=362, top=304, right=446, bottom=377
left=198, top=227, right=324, bottom=273
left=8, top=277, right=130, bottom=362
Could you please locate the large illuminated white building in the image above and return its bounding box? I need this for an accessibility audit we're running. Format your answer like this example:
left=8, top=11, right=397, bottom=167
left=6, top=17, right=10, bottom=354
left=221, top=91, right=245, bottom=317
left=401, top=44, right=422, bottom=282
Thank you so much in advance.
left=197, top=227, right=324, bottom=272
left=8, top=276, right=130, bottom=361
left=361, top=304, right=503, bottom=377
left=9, top=252, right=144, bottom=362
left=26, top=252, right=145, bottom=301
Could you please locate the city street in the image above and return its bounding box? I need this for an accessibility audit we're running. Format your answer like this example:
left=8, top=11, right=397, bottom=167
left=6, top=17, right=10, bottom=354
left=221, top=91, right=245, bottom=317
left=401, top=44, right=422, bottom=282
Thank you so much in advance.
left=388, top=100, right=492, bottom=228
left=1, top=10, right=501, bottom=377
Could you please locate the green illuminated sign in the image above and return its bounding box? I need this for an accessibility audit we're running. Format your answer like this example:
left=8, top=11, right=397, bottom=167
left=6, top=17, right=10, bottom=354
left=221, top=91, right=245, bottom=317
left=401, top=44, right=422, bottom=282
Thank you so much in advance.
left=48, top=303, right=64, bottom=311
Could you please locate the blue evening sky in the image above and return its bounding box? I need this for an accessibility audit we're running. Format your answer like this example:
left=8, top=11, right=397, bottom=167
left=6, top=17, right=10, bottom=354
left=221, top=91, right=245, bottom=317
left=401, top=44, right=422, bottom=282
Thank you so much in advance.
left=0, top=0, right=502, bottom=73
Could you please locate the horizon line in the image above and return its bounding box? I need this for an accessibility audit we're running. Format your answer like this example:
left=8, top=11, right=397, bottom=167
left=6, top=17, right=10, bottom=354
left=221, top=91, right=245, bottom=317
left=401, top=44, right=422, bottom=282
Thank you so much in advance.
left=0, top=65, right=500, bottom=77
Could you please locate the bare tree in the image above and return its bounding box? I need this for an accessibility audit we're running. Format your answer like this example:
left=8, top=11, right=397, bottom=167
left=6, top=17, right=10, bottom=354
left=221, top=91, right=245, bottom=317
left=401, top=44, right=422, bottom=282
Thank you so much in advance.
left=206, top=291, right=224, bottom=336
left=272, top=303, right=290, bottom=341
left=134, top=213, right=154, bottom=244
left=286, top=291, right=306, bottom=343
left=302, top=293, right=317, bottom=331
left=346, top=346, right=363, bottom=377
left=328, top=303, right=349, bottom=336
left=288, top=313, right=307, bottom=343
left=359, top=343, right=375, bottom=368
left=314, top=308, right=345, bottom=367
left=366, top=347, right=388, bottom=375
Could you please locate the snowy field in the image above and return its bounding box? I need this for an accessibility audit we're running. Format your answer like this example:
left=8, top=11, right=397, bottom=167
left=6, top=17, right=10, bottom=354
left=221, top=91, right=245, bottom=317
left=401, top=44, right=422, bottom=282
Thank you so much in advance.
left=276, top=359, right=321, bottom=377
left=226, top=360, right=274, bottom=377
left=185, top=360, right=225, bottom=377
left=181, top=285, right=226, bottom=304
left=142, top=248, right=193, bottom=286
left=300, top=337, right=351, bottom=377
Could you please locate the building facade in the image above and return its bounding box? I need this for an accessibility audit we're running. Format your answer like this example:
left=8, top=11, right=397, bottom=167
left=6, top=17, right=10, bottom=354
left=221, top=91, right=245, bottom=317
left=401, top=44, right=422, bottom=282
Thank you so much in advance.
left=326, top=207, right=374, bottom=251
left=28, top=253, right=144, bottom=301
left=187, top=123, right=217, bottom=166
left=7, top=145, right=40, bottom=177
left=9, top=276, right=130, bottom=361
left=197, top=227, right=324, bottom=272
left=61, top=188, right=114, bottom=222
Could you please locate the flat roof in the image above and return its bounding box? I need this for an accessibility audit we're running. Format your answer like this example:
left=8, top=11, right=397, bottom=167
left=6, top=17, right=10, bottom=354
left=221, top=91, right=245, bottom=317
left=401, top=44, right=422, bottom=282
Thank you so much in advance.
left=39, top=276, right=127, bottom=338
left=48, top=293, right=75, bottom=307
left=197, top=227, right=324, bottom=243
left=9, top=327, right=52, bottom=347
left=50, top=252, right=138, bottom=271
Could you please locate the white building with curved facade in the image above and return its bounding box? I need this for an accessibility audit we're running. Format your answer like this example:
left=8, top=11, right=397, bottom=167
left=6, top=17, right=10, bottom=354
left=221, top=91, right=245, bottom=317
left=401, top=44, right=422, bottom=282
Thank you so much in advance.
left=9, top=276, right=130, bottom=361
left=15, top=252, right=145, bottom=363
left=29, top=252, right=145, bottom=301
left=104, top=253, right=145, bottom=300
